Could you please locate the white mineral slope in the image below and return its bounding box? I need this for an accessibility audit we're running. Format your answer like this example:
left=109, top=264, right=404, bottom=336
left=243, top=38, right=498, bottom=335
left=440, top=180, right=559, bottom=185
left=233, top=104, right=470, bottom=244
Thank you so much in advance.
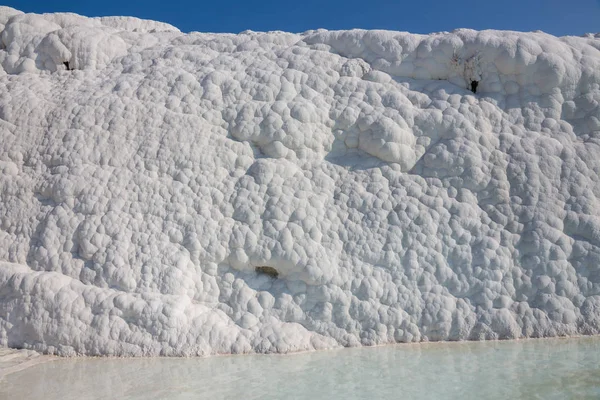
left=1, top=7, right=600, bottom=356
left=0, top=348, right=53, bottom=380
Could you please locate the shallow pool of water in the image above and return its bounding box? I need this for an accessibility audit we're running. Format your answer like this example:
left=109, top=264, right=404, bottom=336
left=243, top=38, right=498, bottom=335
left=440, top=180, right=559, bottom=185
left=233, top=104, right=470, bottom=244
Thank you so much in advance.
left=2, top=337, right=600, bottom=399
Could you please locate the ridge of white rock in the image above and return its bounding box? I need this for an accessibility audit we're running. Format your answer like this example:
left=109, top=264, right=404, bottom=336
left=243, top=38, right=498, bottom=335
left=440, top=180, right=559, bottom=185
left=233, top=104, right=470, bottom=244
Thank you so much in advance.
left=0, top=347, right=53, bottom=380
left=1, top=7, right=600, bottom=356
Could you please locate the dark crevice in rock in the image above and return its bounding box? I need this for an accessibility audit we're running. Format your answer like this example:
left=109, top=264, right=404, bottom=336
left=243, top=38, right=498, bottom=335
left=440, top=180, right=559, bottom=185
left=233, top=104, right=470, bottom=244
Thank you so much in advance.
left=470, top=80, right=479, bottom=93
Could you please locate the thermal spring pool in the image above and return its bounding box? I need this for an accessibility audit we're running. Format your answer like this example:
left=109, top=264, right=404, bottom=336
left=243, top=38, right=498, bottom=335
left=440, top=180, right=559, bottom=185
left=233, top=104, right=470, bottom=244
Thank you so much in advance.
left=1, top=337, right=600, bottom=399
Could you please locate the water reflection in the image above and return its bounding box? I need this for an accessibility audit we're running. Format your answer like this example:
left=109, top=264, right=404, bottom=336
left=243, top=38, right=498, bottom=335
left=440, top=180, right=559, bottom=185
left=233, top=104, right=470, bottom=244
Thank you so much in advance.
left=2, top=337, right=600, bottom=399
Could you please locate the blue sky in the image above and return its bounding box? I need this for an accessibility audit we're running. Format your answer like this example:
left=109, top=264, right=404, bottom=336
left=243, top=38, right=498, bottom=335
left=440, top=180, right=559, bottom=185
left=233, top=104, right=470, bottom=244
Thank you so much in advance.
left=4, top=0, right=600, bottom=36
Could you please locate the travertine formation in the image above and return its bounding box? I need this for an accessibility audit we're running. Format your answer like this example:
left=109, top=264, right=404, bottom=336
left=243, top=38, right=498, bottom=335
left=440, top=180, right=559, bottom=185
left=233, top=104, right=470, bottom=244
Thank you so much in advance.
left=1, top=7, right=600, bottom=355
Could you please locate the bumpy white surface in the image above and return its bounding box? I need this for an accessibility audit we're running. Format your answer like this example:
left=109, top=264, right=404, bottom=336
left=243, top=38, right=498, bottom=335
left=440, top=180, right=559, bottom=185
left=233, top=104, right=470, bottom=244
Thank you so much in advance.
left=1, top=7, right=600, bottom=356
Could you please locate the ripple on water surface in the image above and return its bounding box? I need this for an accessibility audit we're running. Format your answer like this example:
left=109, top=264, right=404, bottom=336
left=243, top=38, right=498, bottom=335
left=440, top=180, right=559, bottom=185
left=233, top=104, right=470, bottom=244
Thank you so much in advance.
left=1, top=337, right=600, bottom=400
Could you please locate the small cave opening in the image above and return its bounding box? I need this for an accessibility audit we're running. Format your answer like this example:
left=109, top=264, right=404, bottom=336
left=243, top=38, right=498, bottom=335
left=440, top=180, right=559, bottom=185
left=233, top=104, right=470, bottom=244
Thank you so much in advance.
left=63, top=61, right=72, bottom=71
left=255, top=266, right=279, bottom=278
left=470, top=80, right=479, bottom=94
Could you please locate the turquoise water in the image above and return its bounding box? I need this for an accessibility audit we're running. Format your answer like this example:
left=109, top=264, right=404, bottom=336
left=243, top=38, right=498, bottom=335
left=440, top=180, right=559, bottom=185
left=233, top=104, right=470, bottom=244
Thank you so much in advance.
left=2, top=337, right=600, bottom=399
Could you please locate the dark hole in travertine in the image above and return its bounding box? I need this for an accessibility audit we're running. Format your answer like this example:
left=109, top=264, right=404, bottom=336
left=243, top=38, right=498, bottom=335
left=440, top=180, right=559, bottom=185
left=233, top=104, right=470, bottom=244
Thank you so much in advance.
left=255, top=266, right=279, bottom=278
left=63, top=61, right=72, bottom=71
left=470, top=80, right=479, bottom=93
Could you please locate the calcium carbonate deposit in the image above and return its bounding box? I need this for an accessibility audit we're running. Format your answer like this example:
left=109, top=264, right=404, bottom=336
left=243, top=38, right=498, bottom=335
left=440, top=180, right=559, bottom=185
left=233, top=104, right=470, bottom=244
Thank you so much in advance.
left=1, top=6, right=600, bottom=356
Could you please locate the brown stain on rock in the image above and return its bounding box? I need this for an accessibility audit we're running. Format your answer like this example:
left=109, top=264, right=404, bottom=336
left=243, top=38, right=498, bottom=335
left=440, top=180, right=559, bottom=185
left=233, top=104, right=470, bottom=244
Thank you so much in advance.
left=255, top=266, right=279, bottom=278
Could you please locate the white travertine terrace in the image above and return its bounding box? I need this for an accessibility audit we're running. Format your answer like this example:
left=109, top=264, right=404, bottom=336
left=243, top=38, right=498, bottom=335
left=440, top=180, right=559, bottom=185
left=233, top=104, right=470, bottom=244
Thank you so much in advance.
left=1, top=6, right=600, bottom=355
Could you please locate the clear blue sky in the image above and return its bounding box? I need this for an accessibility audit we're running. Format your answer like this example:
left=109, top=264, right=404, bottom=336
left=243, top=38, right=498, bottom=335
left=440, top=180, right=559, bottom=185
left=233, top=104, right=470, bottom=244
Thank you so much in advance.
left=4, top=0, right=600, bottom=36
